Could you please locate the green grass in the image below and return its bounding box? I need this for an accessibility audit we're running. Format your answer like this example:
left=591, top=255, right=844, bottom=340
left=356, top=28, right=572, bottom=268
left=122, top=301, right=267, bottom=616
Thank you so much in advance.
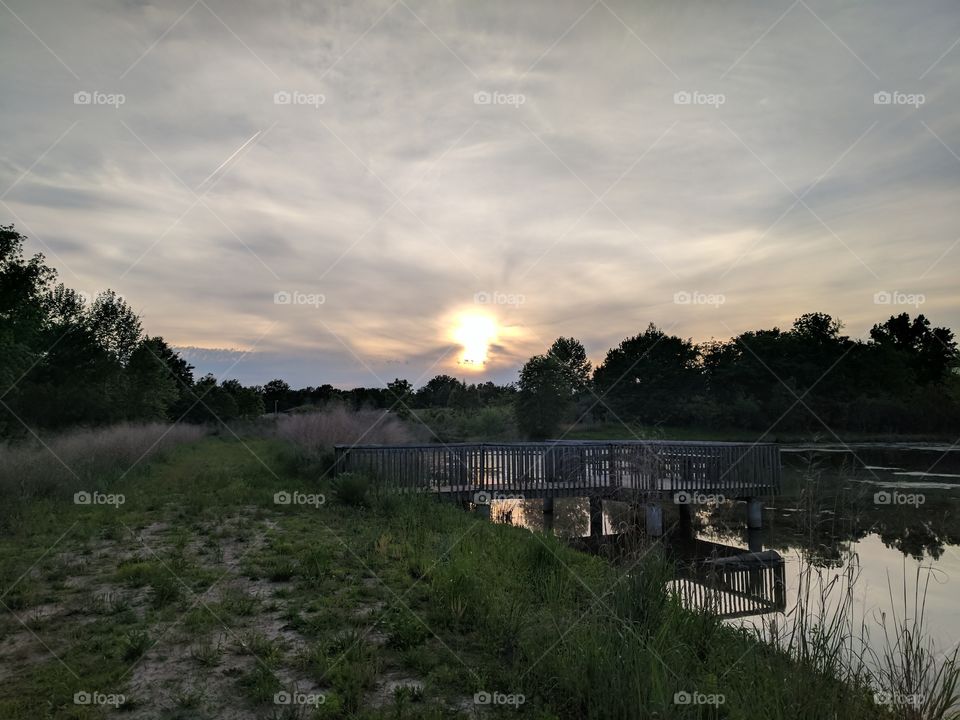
left=0, top=434, right=948, bottom=719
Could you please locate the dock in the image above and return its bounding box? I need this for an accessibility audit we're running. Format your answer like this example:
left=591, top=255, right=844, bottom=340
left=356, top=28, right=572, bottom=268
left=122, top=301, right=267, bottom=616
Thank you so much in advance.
left=333, top=439, right=781, bottom=501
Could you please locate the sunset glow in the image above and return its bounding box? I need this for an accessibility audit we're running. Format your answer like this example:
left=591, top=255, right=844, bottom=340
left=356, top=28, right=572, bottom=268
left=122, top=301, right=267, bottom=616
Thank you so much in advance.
left=452, top=313, right=498, bottom=368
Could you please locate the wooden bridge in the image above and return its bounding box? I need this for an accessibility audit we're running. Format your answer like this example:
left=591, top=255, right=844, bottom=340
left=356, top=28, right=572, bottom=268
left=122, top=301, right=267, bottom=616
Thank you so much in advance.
left=333, top=440, right=781, bottom=501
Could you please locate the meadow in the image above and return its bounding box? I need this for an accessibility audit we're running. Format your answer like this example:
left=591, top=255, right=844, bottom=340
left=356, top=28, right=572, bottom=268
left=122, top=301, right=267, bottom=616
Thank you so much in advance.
left=0, top=414, right=956, bottom=719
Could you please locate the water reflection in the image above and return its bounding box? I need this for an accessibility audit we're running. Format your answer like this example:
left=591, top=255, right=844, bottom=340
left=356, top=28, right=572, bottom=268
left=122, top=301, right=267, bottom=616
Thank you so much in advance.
left=489, top=443, right=960, bottom=651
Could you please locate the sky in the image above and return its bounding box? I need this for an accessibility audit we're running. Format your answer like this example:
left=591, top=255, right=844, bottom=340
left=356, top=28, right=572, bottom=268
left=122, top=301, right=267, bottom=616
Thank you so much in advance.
left=2, top=0, right=959, bottom=388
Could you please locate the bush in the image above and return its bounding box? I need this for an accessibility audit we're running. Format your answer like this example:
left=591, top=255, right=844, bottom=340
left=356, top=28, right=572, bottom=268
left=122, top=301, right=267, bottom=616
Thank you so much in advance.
left=331, top=472, right=372, bottom=507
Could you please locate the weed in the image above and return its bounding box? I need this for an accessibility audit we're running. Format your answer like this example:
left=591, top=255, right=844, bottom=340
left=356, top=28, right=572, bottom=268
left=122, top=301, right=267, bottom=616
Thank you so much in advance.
left=122, top=628, right=151, bottom=662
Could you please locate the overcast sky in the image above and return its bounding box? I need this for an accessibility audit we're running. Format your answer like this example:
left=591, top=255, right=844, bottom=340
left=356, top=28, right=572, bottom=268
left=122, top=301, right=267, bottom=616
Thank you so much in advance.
left=2, top=0, right=959, bottom=388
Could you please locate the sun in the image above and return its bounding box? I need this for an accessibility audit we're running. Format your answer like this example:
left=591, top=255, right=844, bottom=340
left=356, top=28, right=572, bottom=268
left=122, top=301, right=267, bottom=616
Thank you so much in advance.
left=452, top=313, right=498, bottom=368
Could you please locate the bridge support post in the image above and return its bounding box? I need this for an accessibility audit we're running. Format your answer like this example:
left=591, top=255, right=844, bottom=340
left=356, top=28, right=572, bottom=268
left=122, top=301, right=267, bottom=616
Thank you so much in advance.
left=678, top=503, right=693, bottom=534
left=477, top=502, right=491, bottom=520
left=645, top=503, right=664, bottom=537
left=746, top=498, right=763, bottom=530
left=543, top=496, right=554, bottom=532
left=589, top=496, right=603, bottom=537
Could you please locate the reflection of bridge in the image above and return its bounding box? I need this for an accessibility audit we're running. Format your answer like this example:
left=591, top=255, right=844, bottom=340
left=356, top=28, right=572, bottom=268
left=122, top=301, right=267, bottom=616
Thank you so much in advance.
left=669, top=539, right=787, bottom=620
left=334, top=440, right=781, bottom=500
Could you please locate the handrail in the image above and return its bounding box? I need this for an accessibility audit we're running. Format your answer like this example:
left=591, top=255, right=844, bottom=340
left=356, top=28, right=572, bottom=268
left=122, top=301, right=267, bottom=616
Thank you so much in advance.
left=333, top=440, right=781, bottom=499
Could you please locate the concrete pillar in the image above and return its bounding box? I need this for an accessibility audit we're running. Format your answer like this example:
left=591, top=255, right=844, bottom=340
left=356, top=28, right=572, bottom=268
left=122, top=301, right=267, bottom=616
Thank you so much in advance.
left=589, top=496, right=604, bottom=537
left=746, top=498, right=763, bottom=530
left=747, top=528, right=763, bottom=553
left=645, top=503, right=663, bottom=537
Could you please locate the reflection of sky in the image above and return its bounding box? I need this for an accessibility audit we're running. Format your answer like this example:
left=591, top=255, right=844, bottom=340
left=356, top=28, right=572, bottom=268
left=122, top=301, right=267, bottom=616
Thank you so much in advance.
left=731, top=534, right=960, bottom=661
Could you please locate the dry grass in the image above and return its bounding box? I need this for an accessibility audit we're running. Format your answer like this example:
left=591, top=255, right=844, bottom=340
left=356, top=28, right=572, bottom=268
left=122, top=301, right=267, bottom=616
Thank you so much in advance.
left=0, top=422, right=207, bottom=501
left=274, top=406, right=420, bottom=459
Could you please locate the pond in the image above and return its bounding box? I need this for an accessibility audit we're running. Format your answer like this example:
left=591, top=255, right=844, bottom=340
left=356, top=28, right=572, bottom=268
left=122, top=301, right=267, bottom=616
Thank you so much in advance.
left=489, top=443, right=960, bottom=657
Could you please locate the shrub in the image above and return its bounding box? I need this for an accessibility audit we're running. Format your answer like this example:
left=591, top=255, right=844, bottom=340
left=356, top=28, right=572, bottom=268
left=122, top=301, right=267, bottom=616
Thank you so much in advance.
left=331, top=472, right=371, bottom=507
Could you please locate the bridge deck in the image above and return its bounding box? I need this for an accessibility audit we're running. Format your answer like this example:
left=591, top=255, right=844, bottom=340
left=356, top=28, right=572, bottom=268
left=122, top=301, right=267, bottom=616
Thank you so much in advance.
left=334, top=440, right=781, bottom=500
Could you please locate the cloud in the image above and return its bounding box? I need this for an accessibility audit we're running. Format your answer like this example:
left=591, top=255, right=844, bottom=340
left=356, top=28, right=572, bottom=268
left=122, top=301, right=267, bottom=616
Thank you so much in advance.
left=2, top=0, right=959, bottom=387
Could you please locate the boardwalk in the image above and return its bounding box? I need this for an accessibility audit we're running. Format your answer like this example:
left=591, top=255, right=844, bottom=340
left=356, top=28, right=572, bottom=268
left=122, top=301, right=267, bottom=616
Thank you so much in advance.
left=334, top=440, right=781, bottom=501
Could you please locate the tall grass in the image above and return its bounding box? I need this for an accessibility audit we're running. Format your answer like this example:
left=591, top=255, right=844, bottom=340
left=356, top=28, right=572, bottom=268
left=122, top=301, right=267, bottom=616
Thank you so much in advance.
left=274, top=405, right=420, bottom=459
left=874, top=565, right=960, bottom=719
left=0, top=422, right=207, bottom=503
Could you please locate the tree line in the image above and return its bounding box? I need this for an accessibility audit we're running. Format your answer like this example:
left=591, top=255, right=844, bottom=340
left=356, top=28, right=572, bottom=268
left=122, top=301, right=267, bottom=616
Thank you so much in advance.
left=516, top=314, right=960, bottom=438
left=3, top=224, right=958, bottom=439
left=0, top=226, right=516, bottom=436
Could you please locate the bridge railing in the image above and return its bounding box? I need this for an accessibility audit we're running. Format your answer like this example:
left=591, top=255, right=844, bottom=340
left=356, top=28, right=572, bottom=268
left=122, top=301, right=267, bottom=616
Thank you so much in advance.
left=333, top=440, right=780, bottom=498
left=671, top=551, right=787, bottom=618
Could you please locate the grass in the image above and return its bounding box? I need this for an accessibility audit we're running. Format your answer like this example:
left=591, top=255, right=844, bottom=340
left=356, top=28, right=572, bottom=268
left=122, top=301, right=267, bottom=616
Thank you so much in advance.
left=0, top=431, right=955, bottom=718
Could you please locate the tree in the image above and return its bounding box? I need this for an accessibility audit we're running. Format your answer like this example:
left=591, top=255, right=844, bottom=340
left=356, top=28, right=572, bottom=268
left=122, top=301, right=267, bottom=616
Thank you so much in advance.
left=263, top=378, right=291, bottom=413
left=221, top=378, right=265, bottom=418
left=870, top=313, right=959, bottom=386
left=124, top=338, right=179, bottom=420
left=515, top=354, right=572, bottom=439
left=88, top=290, right=142, bottom=365
left=593, top=324, right=701, bottom=423
left=0, top=226, right=54, bottom=417
left=386, top=378, right=414, bottom=418
left=416, top=375, right=465, bottom=408
left=185, top=374, right=239, bottom=424
left=548, top=337, right=592, bottom=395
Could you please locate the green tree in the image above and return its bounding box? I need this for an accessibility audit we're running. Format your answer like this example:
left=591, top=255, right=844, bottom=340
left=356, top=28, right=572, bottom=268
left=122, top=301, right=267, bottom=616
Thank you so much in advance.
left=124, top=338, right=179, bottom=420
left=263, top=378, right=291, bottom=413
left=386, top=378, right=414, bottom=418
left=548, top=336, right=592, bottom=395
left=88, top=290, right=143, bottom=365
left=870, top=313, right=959, bottom=386
left=0, top=226, right=54, bottom=421
left=593, top=324, right=701, bottom=423
left=221, top=378, right=265, bottom=418
left=416, top=375, right=465, bottom=408
left=515, top=354, right=572, bottom=439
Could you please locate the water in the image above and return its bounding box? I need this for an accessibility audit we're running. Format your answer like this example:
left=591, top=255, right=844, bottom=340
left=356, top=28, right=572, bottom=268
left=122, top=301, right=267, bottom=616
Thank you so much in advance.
left=490, top=443, right=960, bottom=656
